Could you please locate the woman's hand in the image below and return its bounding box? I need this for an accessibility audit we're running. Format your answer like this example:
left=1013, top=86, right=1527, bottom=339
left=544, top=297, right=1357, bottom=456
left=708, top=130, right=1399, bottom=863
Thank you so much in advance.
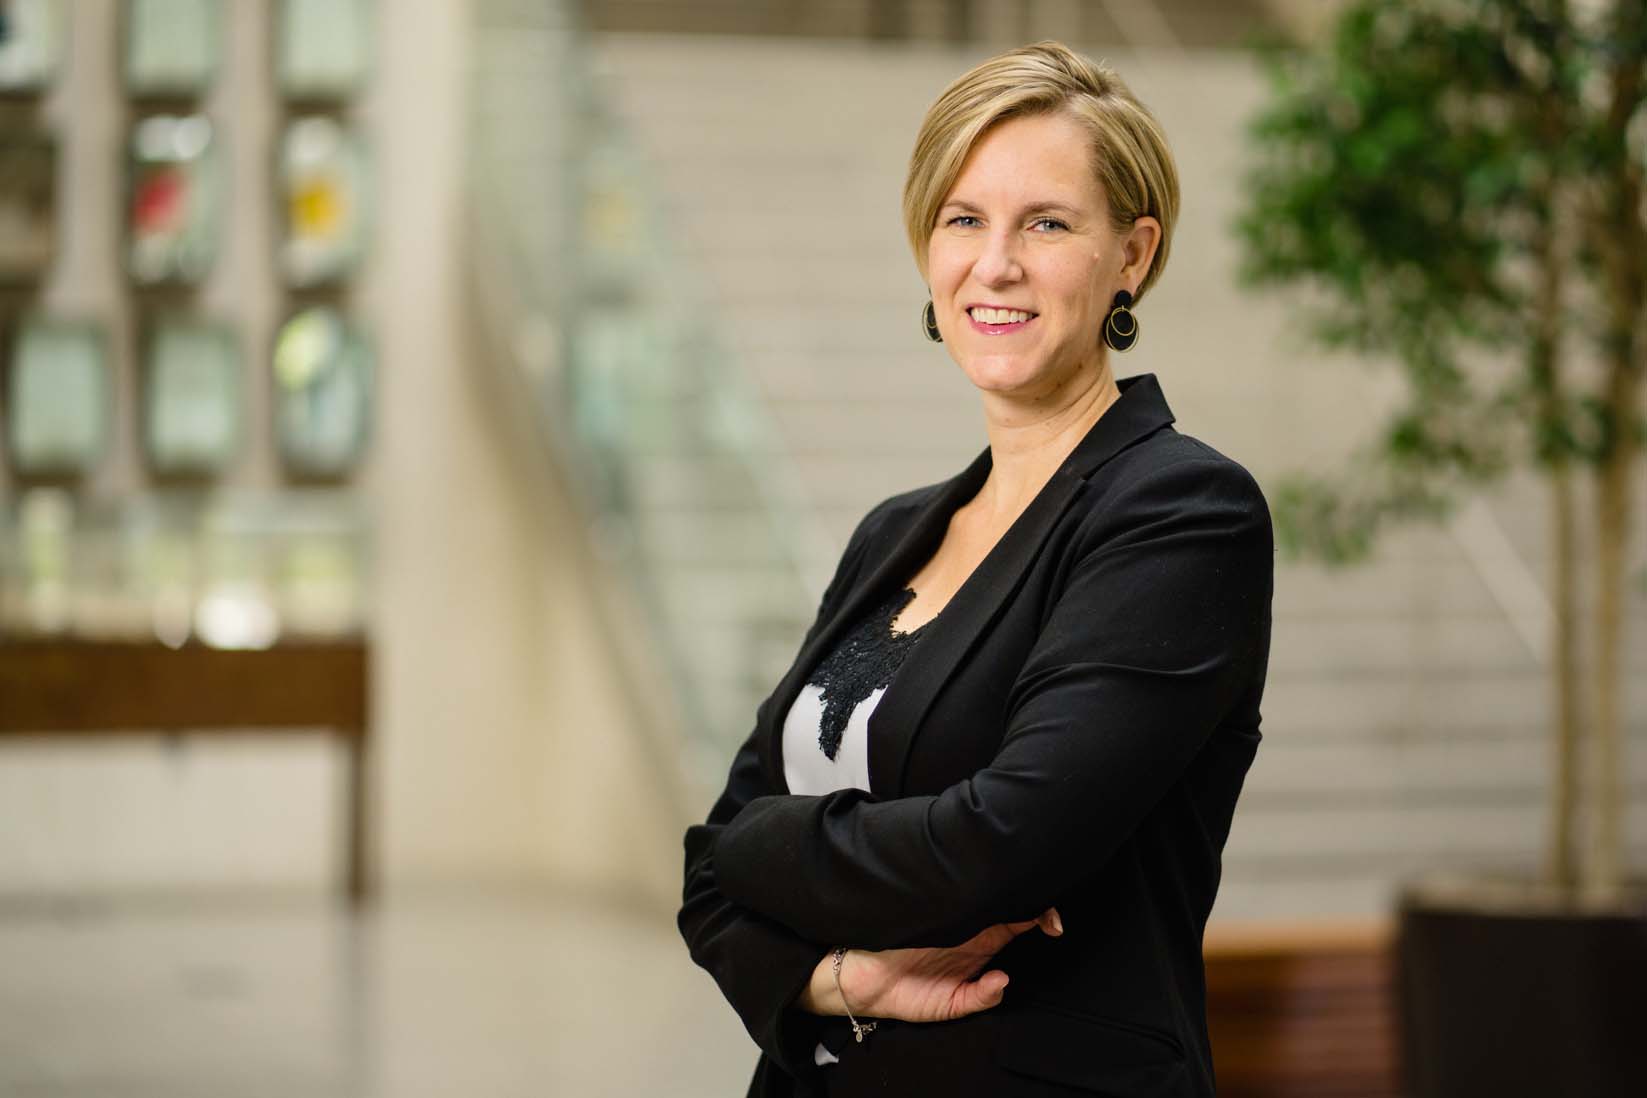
left=795, top=907, right=1062, bottom=1022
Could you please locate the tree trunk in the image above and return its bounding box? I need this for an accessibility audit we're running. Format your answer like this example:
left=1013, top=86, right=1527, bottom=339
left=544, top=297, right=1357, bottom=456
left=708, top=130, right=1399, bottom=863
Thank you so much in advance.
left=1528, top=172, right=1580, bottom=893
left=1587, top=369, right=1637, bottom=902
left=1582, top=0, right=1645, bottom=901
left=1547, top=462, right=1580, bottom=892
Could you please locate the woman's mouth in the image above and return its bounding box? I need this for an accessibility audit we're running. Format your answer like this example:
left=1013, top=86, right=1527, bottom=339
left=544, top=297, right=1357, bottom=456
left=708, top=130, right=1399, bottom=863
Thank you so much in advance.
left=967, top=306, right=1037, bottom=334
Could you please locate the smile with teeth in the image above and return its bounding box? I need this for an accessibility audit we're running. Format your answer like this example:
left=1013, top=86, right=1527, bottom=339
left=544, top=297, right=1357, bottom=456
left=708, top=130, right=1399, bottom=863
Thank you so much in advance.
left=968, top=307, right=1037, bottom=324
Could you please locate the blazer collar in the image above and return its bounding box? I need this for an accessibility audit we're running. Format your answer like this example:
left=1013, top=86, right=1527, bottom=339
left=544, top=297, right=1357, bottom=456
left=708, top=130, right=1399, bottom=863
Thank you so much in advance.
left=764, top=372, right=1176, bottom=796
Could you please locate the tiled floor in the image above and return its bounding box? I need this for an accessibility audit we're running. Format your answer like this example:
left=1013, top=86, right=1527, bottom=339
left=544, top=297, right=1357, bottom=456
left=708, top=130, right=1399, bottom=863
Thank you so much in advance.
left=0, top=888, right=754, bottom=1098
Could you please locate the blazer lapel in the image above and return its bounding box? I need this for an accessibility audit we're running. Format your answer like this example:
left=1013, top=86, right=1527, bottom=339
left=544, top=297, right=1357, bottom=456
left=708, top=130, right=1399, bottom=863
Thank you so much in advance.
left=763, top=372, right=1176, bottom=797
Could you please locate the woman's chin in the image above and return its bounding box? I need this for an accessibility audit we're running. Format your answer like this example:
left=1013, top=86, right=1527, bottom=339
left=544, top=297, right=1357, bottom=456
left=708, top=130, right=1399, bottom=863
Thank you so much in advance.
left=956, top=355, right=1055, bottom=397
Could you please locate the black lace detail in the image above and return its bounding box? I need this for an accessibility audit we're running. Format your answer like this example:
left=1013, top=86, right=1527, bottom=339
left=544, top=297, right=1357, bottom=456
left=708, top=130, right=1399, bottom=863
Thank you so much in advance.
left=807, top=586, right=931, bottom=761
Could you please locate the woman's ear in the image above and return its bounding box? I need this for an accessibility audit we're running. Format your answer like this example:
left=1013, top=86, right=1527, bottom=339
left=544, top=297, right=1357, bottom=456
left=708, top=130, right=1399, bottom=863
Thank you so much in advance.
left=1120, top=216, right=1162, bottom=286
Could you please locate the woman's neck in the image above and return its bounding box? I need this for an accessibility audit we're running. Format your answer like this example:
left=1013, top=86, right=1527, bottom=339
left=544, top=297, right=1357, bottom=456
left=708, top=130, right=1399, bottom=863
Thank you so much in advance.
left=973, top=362, right=1121, bottom=524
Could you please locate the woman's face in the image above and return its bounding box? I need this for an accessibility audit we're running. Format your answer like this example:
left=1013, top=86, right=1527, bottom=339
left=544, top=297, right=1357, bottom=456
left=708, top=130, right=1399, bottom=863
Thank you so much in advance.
left=927, top=111, right=1155, bottom=402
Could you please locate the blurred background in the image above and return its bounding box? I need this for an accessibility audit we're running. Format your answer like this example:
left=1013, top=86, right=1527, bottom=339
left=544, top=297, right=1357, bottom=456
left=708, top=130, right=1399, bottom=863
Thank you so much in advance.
left=0, top=1, right=1642, bottom=1096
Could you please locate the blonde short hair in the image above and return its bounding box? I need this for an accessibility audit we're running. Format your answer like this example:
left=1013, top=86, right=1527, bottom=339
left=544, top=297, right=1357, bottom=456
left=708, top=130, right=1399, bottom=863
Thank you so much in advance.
left=902, top=41, right=1180, bottom=302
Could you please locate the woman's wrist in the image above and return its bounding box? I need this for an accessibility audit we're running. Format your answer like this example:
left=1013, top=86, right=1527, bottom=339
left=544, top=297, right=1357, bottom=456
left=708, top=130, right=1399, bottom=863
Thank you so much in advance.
left=795, top=949, right=848, bottom=1015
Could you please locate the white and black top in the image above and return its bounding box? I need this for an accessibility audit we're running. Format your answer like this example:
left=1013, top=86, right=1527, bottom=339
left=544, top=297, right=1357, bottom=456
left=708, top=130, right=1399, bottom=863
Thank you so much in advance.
left=780, top=583, right=932, bottom=1066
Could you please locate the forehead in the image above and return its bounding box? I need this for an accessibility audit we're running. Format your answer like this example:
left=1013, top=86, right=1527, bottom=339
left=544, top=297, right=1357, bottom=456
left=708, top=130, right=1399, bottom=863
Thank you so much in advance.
left=943, top=111, right=1101, bottom=208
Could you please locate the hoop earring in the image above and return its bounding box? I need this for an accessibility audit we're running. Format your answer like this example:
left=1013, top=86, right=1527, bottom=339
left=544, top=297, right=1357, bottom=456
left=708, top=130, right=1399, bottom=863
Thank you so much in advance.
left=1103, top=289, right=1139, bottom=352
left=921, top=300, right=943, bottom=343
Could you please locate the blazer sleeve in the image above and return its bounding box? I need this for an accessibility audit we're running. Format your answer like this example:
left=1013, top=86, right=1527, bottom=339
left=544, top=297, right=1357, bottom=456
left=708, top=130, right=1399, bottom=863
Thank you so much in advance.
left=676, top=499, right=887, bottom=1077
left=711, top=458, right=1275, bottom=951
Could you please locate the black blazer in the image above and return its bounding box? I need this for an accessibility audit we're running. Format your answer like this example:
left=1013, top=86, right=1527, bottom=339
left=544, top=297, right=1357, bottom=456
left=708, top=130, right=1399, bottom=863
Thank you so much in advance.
left=678, top=372, right=1274, bottom=1097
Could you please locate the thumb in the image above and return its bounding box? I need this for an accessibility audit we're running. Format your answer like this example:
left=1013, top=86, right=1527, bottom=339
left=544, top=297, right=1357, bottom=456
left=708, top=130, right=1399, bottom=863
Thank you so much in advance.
left=957, top=969, right=1009, bottom=1014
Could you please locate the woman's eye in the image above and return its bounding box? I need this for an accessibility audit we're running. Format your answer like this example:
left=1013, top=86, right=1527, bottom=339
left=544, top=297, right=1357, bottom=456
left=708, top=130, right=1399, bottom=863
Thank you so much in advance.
left=1031, top=217, right=1069, bottom=232
left=946, top=215, right=981, bottom=228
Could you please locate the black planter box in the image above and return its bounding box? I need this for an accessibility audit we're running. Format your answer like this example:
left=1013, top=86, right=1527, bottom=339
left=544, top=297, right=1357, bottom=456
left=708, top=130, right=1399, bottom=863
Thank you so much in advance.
left=1396, top=878, right=1647, bottom=1098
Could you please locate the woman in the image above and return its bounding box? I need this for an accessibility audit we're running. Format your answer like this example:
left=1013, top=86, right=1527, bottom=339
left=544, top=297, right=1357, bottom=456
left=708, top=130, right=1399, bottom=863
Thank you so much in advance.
left=679, top=41, right=1273, bottom=1098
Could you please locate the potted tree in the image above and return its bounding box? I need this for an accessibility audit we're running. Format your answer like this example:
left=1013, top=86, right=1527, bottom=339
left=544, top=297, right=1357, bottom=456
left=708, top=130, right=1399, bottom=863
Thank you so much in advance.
left=1235, top=1, right=1646, bottom=1094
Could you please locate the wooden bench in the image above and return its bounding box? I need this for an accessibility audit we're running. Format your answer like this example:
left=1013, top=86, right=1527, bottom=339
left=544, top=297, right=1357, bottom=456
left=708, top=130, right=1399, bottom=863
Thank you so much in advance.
left=1205, top=918, right=1401, bottom=1097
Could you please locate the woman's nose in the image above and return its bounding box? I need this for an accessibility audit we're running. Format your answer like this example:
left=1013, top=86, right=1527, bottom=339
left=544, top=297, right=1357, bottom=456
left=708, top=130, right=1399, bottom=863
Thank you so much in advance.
left=973, top=230, right=1023, bottom=285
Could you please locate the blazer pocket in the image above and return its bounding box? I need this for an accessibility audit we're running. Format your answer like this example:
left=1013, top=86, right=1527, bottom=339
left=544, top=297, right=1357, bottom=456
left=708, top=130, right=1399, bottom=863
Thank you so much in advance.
left=992, top=1000, right=1188, bottom=1096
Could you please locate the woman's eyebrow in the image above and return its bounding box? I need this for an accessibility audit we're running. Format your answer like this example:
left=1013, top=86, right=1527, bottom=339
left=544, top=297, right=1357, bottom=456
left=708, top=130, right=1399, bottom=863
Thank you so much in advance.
left=940, top=199, right=1085, bottom=218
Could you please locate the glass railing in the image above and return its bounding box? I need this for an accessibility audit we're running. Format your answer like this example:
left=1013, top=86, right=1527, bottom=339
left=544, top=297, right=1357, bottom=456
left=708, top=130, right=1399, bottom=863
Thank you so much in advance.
left=466, top=0, right=833, bottom=808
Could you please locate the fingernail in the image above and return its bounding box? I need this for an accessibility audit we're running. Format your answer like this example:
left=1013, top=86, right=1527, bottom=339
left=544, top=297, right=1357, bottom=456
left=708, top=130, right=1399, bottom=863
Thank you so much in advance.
left=1052, top=911, right=1064, bottom=935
